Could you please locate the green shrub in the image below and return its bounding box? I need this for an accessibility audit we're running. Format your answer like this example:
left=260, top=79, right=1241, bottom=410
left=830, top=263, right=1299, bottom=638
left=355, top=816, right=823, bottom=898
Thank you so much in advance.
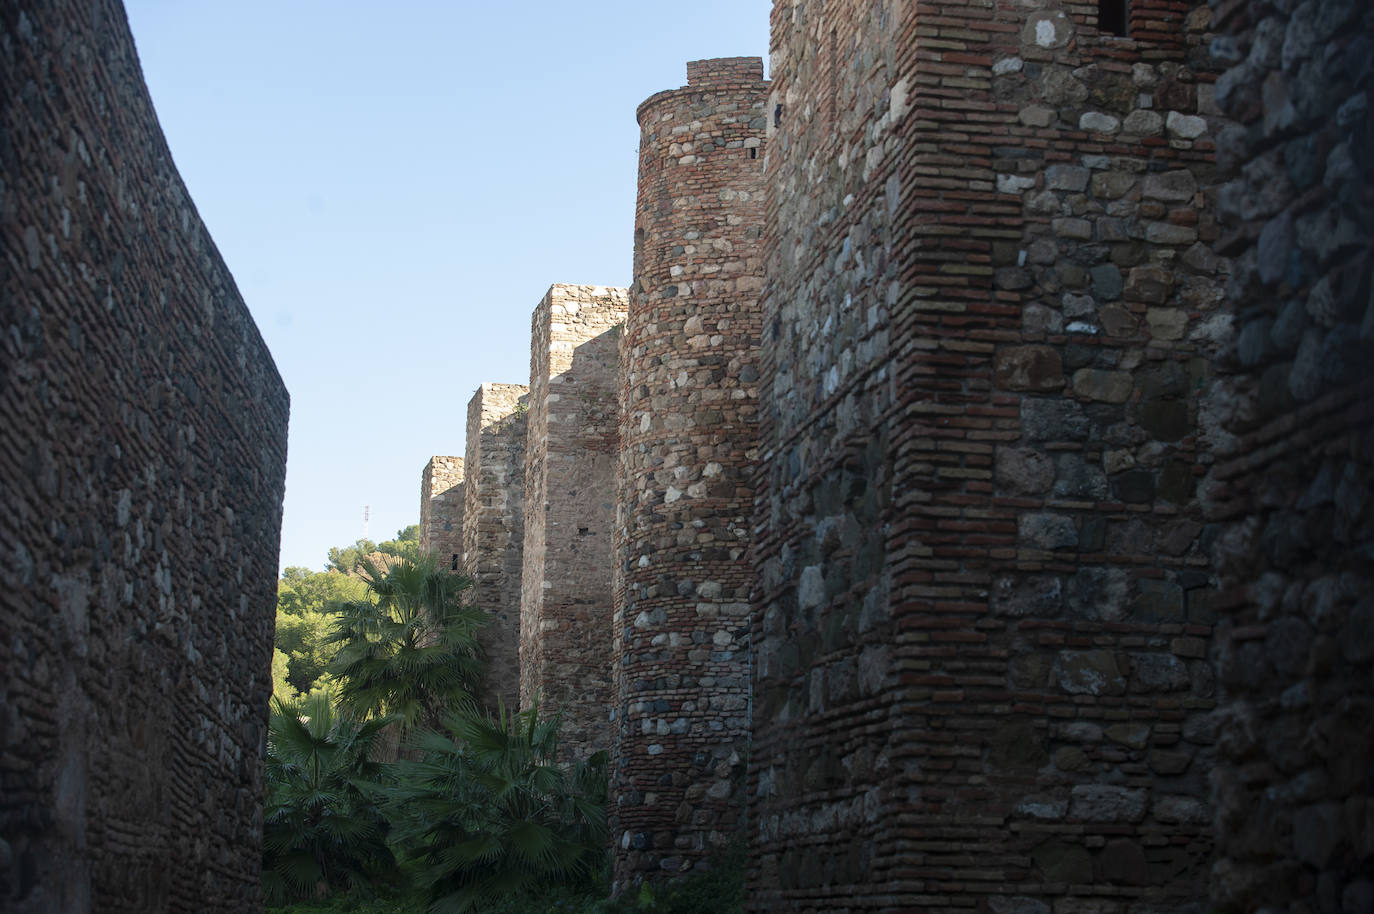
left=262, top=693, right=397, bottom=903
left=386, top=703, right=609, bottom=914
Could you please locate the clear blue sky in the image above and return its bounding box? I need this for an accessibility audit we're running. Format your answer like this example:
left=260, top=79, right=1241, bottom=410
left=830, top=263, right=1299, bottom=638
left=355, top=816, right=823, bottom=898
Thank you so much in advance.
left=123, top=1, right=770, bottom=572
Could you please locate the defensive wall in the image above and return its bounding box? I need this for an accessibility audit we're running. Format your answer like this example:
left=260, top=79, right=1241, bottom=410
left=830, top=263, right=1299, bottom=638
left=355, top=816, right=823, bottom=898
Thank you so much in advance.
left=612, top=56, right=769, bottom=882
left=418, top=3, right=1374, bottom=908
left=1, top=1, right=290, bottom=911
left=462, top=383, right=528, bottom=710
left=1204, top=0, right=1374, bottom=909
left=420, top=455, right=465, bottom=570
left=521, top=284, right=627, bottom=759
left=750, top=0, right=1224, bottom=909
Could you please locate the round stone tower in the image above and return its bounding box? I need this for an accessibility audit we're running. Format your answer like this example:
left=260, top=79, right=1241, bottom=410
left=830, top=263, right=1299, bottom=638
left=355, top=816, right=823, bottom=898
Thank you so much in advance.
left=612, top=57, right=769, bottom=885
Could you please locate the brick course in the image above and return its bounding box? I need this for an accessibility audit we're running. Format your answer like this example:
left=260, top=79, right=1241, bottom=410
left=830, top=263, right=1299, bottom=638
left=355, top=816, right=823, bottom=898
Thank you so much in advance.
left=0, top=1, right=289, bottom=910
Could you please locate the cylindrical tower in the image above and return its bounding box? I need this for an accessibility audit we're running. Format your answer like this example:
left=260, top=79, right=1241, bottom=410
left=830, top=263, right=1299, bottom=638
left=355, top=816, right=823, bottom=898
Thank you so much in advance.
left=612, top=57, right=769, bottom=885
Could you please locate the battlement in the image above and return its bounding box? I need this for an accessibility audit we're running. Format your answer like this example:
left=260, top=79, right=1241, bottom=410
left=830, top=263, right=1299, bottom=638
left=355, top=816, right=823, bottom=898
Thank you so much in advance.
left=686, top=56, right=764, bottom=87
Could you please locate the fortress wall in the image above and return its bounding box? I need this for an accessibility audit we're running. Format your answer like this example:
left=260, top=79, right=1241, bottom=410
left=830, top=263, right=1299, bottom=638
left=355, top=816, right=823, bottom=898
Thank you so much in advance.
left=420, top=456, right=465, bottom=570
left=1203, top=0, right=1374, bottom=909
left=0, top=2, right=289, bottom=911
left=520, top=283, right=627, bottom=758
left=749, top=1, right=1224, bottom=910
left=612, top=57, right=768, bottom=883
left=462, top=383, right=528, bottom=711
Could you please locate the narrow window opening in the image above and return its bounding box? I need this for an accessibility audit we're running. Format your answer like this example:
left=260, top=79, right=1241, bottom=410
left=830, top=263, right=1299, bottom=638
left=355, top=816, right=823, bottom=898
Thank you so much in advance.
left=774, top=104, right=783, bottom=127
left=749, top=147, right=757, bottom=159
left=1099, top=0, right=1129, bottom=36
left=451, top=553, right=458, bottom=571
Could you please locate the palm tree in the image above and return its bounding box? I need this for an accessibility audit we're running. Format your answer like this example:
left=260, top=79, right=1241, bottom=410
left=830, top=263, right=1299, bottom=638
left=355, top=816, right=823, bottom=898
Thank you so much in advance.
left=325, top=553, right=487, bottom=733
left=386, top=703, right=609, bottom=914
left=261, top=692, right=396, bottom=902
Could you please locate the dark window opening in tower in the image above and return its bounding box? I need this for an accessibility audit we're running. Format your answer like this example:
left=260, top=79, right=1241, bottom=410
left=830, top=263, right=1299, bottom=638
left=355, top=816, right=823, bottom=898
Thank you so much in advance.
left=1099, top=0, right=1129, bottom=36
left=451, top=553, right=458, bottom=571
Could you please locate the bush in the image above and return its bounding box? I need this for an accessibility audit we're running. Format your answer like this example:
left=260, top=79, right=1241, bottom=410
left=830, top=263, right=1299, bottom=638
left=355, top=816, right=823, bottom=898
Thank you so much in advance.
left=386, top=703, right=609, bottom=914
left=262, top=693, right=397, bottom=904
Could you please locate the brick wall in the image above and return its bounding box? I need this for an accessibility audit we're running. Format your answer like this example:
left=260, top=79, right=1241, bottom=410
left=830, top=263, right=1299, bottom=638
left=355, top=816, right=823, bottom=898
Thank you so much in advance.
left=612, top=57, right=768, bottom=885
left=520, top=283, right=627, bottom=759
left=1203, top=0, right=1374, bottom=909
left=462, top=383, right=528, bottom=711
left=749, top=1, right=1224, bottom=910
left=420, top=455, right=464, bottom=571
left=0, top=1, right=289, bottom=911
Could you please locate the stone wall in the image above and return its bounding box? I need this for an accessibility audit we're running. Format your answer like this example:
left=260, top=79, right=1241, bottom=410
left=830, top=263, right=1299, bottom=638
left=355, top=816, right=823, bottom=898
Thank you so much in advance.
left=420, top=455, right=464, bottom=571
left=462, top=383, right=528, bottom=711
left=612, top=57, right=767, bottom=884
left=0, top=1, right=290, bottom=911
left=520, top=283, right=627, bottom=759
left=749, top=1, right=1224, bottom=910
left=1203, top=0, right=1374, bottom=909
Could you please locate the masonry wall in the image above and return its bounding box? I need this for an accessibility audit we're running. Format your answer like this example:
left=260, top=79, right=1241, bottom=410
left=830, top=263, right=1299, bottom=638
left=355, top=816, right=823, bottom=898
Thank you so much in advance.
left=462, top=383, right=528, bottom=711
left=0, top=2, right=289, bottom=911
left=1203, top=0, right=1374, bottom=909
left=520, top=284, right=627, bottom=758
left=613, top=57, right=768, bottom=884
left=420, top=456, right=464, bottom=571
left=749, top=1, right=1224, bottom=910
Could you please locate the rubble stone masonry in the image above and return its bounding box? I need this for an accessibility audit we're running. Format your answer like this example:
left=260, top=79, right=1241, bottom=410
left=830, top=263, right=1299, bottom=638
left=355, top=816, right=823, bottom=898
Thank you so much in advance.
left=0, top=1, right=289, bottom=910
left=750, top=0, right=1225, bottom=910
left=420, top=455, right=465, bottom=571
left=1203, top=0, right=1374, bottom=909
left=612, top=57, right=768, bottom=884
left=520, top=284, right=628, bottom=759
left=462, top=383, right=528, bottom=711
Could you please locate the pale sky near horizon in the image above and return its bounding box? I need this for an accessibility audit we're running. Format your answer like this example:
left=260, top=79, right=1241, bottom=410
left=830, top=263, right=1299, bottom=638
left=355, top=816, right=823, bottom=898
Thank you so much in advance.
left=123, top=1, right=771, bottom=573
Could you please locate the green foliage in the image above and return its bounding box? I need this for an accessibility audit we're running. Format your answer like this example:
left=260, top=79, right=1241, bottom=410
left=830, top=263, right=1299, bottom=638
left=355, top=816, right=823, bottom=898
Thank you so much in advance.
left=262, top=692, right=397, bottom=904
left=386, top=704, right=609, bottom=914
left=378, top=525, right=422, bottom=562
left=272, top=647, right=296, bottom=705
left=326, top=554, right=486, bottom=732
left=327, top=526, right=420, bottom=574
left=276, top=567, right=369, bottom=698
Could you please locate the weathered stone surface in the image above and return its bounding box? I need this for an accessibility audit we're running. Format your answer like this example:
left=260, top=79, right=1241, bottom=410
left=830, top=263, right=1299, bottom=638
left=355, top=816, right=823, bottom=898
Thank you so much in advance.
left=1070, top=785, right=1148, bottom=822
left=618, top=57, right=765, bottom=885
left=420, top=456, right=465, bottom=566
left=745, top=2, right=1223, bottom=909
left=1073, top=369, right=1134, bottom=403
left=1204, top=1, right=1374, bottom=910
left=463, top=383, right=529, bottom=711
left=996, top=345, right=1066, bottom=391
left=520, top=285, right=627, bottom=759
left=1, top=3, right=289, bottom=909
left=1054, top=651, right=1127, bottom=696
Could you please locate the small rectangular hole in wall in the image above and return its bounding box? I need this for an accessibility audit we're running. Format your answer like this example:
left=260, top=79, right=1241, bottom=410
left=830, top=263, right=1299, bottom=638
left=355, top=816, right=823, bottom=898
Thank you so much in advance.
left=749, top=148, right=757, bottom=159
left=451, top=553, right=458, bottom=571
left=1099, top=0, right=1129, bottom=36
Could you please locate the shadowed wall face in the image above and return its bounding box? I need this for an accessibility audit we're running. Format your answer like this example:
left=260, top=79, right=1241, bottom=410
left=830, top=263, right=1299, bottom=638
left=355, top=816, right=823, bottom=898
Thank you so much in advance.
left=1204, top=0, right=1374, bottom=909
left=463, top=383, right=529, bottom=711
left=420, top=456, right=465, bottom=572
left=749, top=1, right=1223, bottom=910
left=521, top=284, right=628, bottom=759
left=0, top=2, right=290, bottom=911
left=613, top=57, right=767, bottom=885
